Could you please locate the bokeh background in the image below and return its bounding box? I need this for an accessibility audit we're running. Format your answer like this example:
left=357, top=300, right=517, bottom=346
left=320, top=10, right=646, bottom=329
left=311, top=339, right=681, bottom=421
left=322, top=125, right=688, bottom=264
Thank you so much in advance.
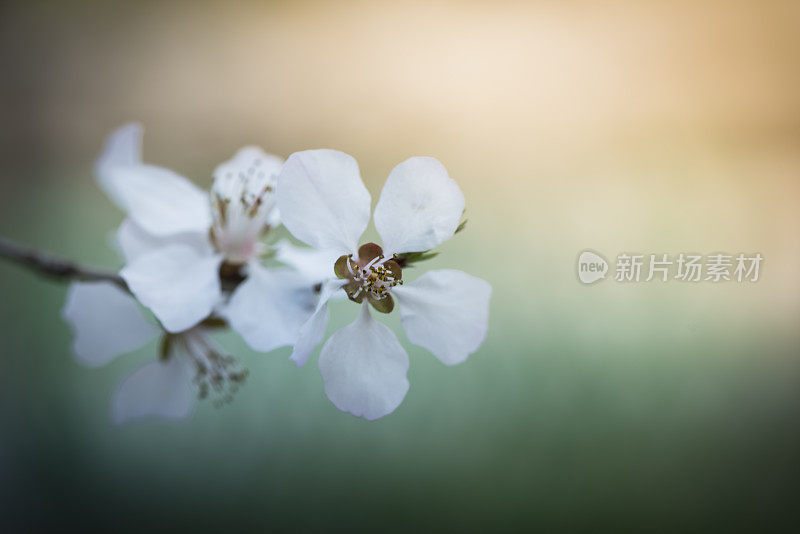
left=1, top=0, right=799, bottom=531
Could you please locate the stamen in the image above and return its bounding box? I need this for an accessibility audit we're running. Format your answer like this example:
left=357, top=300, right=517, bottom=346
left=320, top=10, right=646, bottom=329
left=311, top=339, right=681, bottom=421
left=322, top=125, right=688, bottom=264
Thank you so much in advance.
left=346, top=255, right=357, bottom=277
left=363, top=254, right=383, bottom=271
left=210, top=153, right=279, bottom=263
left=340, top=247, right=402, bottom=304
left=180, top=330, right=248, bottom=407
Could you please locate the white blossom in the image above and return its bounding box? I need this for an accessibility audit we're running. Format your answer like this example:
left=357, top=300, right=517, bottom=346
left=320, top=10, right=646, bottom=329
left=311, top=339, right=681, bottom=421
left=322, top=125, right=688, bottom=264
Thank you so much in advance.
left=276, top=150, right=491, bottom=420
left=96, top=123, right=318, bottom=349
left=62, top=281, right=245, bottom=424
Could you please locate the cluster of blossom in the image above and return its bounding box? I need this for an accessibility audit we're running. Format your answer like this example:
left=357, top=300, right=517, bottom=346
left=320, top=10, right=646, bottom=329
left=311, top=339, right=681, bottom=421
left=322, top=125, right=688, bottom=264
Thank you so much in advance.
left=614, top=253, right=763, bottom=283
left=62, top=124, right=491, bottom=424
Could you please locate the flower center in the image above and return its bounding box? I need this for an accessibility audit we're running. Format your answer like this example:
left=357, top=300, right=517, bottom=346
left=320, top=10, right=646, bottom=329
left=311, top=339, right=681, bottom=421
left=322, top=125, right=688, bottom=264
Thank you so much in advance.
left=168, top=329, right=249, bottom=407
left=349, top=255, right=401, bottom=299
left=335, top=243, right=403, bottom=313
left=210, top=156, right=277, bottom=264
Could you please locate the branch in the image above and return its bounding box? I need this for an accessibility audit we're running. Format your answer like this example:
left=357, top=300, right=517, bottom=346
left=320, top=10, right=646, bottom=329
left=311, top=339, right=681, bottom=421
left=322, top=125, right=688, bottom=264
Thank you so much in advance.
left=0, top=236, right=322, bottom=308
left=0, top=236, right=128, bottom=292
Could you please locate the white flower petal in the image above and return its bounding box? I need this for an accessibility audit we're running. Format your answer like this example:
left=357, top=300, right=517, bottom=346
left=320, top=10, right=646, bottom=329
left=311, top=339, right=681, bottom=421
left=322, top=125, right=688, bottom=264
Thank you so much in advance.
left=224, top=263, right=316, bottom=353
left=115, top=218, right=212, bottom=264
left=212, top=146, right=283, bottom=193
left=267, top=206, right=281, bottom=228
left=274, top=239, right=340, bottom=283
left=289, top=279, right=345, bottom=368
left=98, top=163, right=213, bottom=237
left=373, top=157, right=465, bottom=254
left=115, top=219, right=154, bottom=262
left=61, top=281, right=158, bottom=367
left=111, top=354, right=195, bottom=425
left=95, top=122, right=143, bottom=171
left=276, top=149, right=370, bottom=254
left=211, top=147, right=282, bottom=258
left=95, top=125, right=212, bottom=237
left=120, top=244, right=223, bottom=333
left=318, top=304, right=409, bottom=420
left=393, top=269, right=491, bottom=366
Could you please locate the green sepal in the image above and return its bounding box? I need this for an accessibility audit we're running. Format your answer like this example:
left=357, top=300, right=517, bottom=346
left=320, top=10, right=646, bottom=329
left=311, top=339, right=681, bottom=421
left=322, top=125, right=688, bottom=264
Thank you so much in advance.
left=368, top=294, right=394, bottom=314
left=358, top=242, right=383, bottom=263
left=159, top=334, right=175, bottom=361
left=343, top=281, right=366, bottom=303
left=383, top=259, right=402, bottom=281
left=334, top=255, right=352, bottom=279
left=200, top=316, right=228, bottom=329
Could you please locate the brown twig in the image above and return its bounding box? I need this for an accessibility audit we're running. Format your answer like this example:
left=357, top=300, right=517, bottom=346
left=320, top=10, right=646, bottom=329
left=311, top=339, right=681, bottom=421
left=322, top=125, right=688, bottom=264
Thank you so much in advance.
left=0, top=236, right=322, bottom=319
left=0, top=236, right=129, bottom=292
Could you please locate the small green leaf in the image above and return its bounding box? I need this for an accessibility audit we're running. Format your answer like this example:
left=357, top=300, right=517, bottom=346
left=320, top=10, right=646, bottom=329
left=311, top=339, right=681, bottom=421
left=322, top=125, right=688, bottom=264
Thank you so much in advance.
left=396, top=250, right=439, bottom=267
left=455, top=219, right=468, bottom=234
left=416, top=251, right=439, bottom=261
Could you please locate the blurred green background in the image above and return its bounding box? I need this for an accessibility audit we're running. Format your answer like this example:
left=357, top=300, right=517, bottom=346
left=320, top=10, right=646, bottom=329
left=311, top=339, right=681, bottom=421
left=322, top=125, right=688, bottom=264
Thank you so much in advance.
left=1, top=0, right=799, bottom=531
